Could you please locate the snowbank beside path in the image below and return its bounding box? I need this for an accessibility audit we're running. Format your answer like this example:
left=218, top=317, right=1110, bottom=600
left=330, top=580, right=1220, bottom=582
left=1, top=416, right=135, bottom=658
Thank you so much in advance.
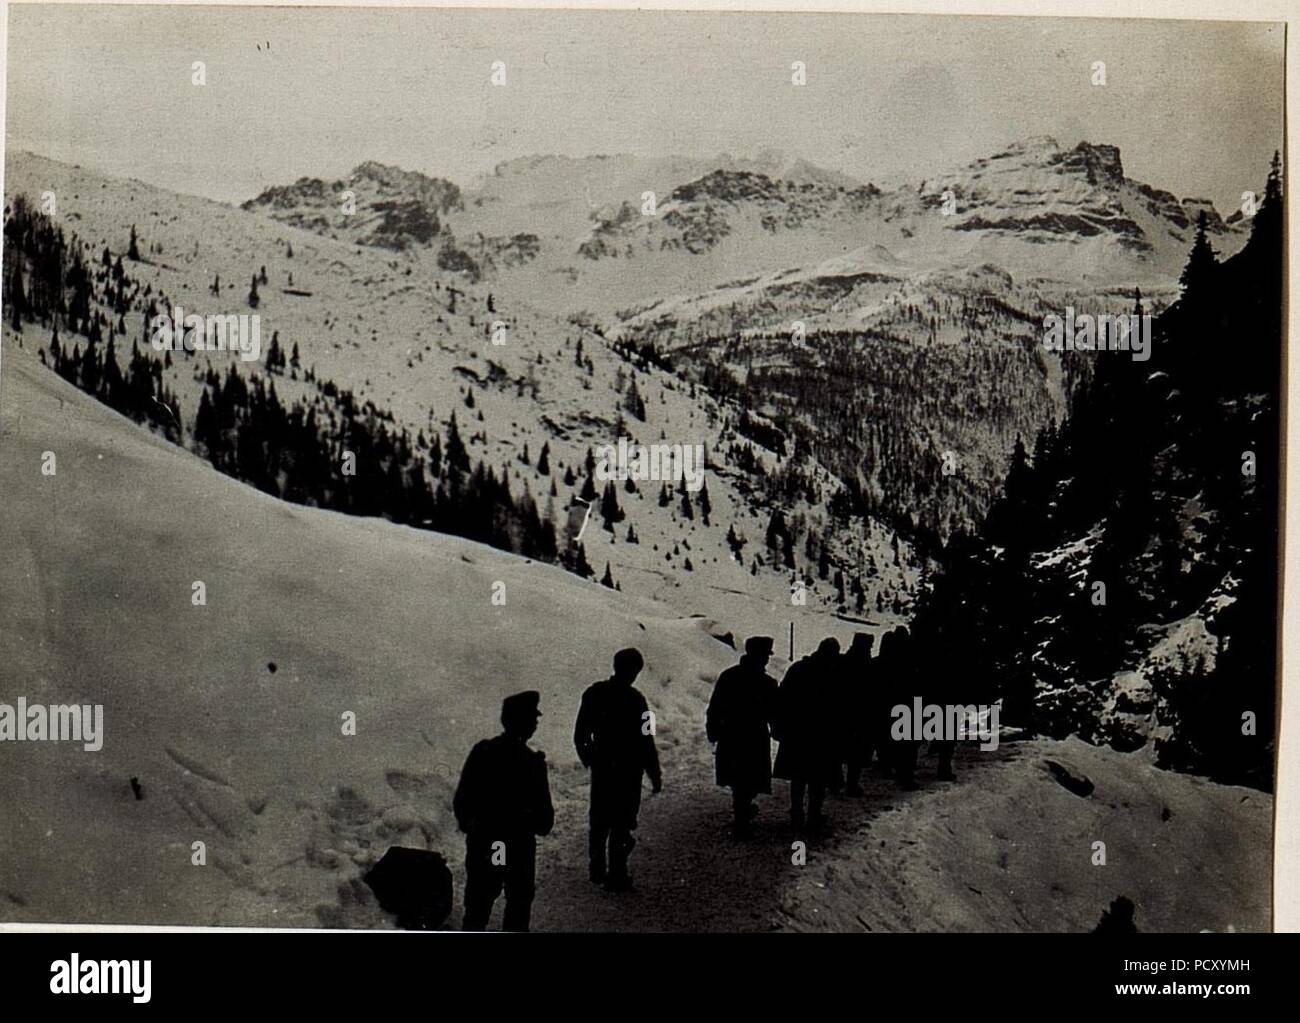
left=780, top=737, right=1271, bottom=933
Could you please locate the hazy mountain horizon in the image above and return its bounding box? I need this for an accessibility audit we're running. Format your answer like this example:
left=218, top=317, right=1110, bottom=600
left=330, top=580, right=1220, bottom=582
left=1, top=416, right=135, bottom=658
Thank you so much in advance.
left=4, top=7, right=1283, bottom=212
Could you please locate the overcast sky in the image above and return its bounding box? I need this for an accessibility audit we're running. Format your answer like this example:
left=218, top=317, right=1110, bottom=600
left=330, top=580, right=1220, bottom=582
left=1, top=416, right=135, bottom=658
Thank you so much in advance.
left=4, top=6, right=1285, bottom=210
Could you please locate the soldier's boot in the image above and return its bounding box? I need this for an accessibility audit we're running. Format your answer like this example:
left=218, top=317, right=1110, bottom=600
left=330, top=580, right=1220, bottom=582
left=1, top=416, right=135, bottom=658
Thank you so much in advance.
left=845, top=763, right=866, bottom=797
left=731, top=788, right=757, bottom=835
left=790, top=781, right=807, bottom=831
left=605, top=830, right=636, bottom=891
left=502, top=901, right=532, bottom=932
left=501, top=879, right=535, bottom=932
left=808, top=783, right=828, bottom=830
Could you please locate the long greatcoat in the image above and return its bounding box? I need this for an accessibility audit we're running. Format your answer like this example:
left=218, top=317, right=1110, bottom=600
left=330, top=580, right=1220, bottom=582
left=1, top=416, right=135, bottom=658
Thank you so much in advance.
left=706, top=657, right=778, bottom=793
left=573, top=678, right=662, bottom=832
left=772, top=651, right=842, bottom=784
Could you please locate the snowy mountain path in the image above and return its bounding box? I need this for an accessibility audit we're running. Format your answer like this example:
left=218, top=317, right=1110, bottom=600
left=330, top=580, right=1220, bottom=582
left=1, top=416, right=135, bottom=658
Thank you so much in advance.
left=531, top=768, right=789, bottom=932
left=524, top=740, right=1011, bottom=933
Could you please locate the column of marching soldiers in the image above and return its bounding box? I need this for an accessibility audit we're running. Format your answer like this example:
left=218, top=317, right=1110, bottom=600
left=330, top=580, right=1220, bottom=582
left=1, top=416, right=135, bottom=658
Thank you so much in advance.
left=452, top=626, right=953, bottom=931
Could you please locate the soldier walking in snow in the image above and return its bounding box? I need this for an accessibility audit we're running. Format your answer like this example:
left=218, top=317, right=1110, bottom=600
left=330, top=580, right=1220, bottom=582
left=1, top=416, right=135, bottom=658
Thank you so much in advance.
left=574, top=648, right=663, bottom=891
left=706, top=636, right=779, bottom=835
left=454, top=690, right=554, bottom=931
left=878, top=627, right=922, bottom=790
left=773, top=637, right=843, bottom=831
left=839, top=632, right=876, bottom=796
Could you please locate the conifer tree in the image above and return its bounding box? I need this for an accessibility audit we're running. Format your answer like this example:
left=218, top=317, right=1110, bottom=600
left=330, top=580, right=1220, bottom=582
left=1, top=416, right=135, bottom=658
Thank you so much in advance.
left=572, top=541, right=594, bottom=579
left=600, top=480, right=625, bottom=528
left=1251, top=150, right=1283, bottom=251
left=444, top=411, right=470, bottom=476
left=8, top=265, right=24, bottom=331
left=1180, top=211, right=1218, bottom=298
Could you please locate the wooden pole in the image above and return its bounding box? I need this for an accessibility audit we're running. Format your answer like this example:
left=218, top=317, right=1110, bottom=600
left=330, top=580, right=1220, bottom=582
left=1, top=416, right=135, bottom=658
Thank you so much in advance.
left=789, top=620, right=794, bottom=661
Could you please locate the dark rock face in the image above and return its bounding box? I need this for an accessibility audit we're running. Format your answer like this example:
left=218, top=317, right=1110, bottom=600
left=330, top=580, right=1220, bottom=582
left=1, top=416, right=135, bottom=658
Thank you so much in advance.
left=240, top=161, right=463, bottom=253
left=350, top=161, right=464, bottom=215
left=953, top=210, right=1151, bottom=252
left=360, top=200, right=441, bottom=250
left=1135, top=181, right=1191, bottom=229
left=1179, top=198, right=1231, bottom=234
left=1055, top=142, right=1125, bottom=187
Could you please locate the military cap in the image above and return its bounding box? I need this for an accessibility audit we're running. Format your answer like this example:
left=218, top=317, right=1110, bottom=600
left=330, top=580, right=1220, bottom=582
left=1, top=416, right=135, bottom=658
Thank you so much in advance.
left=745, top=635, right=775, bottom=656
left=848, top=632, right=875, bottom=655
left=501, top=690, right=543, bottom=721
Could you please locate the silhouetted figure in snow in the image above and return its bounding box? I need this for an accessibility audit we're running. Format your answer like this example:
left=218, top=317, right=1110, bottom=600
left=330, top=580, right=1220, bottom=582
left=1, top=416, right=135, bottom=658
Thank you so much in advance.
left=774, top=637, right=842, bottom=831
left=925, top=645, right=959, bottom=783
left=879, top=627, right=921, bottom=791
left=839, top=632, right=875, bottom=796
left=574, top=648, right=662, bottom=891
left=707, top=636, right=779, bottom=835
left=454, top=690, right=554, bottom=931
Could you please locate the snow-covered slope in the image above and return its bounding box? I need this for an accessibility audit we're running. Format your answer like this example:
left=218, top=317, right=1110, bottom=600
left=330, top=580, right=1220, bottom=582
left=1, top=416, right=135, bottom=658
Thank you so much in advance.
left=5, top=150, right=923, bottom=628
